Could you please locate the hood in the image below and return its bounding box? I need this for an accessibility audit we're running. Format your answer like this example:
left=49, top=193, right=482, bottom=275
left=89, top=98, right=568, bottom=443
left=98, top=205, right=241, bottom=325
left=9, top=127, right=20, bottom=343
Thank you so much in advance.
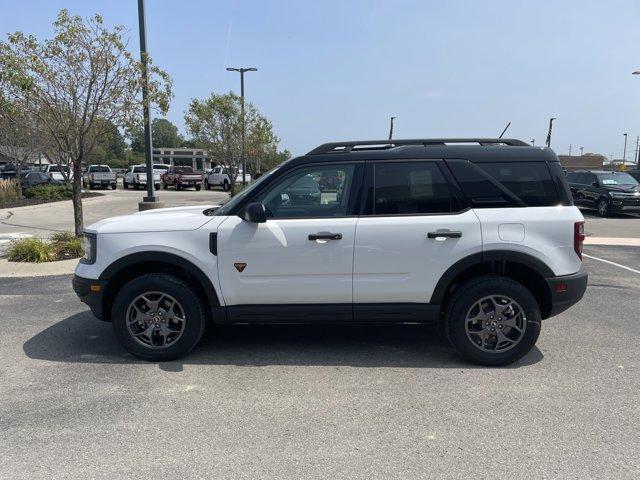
left=86, top=205, right=221, bottom=234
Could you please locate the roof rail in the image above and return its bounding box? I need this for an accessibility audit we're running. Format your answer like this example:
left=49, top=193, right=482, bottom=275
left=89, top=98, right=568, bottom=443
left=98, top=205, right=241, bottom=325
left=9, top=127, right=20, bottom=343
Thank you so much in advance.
left=307, top=138, right=530, bottom=155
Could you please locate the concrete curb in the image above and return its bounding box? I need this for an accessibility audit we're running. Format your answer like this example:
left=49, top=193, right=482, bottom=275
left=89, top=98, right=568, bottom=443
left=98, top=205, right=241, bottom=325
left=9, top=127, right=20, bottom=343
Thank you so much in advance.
left=0, top=258, right=77, bottom=277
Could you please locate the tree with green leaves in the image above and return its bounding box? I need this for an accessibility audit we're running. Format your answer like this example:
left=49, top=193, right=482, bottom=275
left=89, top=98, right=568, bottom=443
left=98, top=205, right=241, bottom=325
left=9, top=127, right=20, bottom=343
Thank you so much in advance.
left=0, top=10, right=172, bottom=234
left=0, top=97, right=43, bottom=191
left=129, top=118, right=183, bottom=153
left=184, top=92, right=280, bottom=191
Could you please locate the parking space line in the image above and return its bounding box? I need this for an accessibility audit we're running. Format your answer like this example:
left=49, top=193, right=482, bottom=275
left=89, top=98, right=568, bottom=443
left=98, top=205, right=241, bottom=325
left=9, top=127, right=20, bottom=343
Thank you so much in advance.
left=583, top=253, right=640, bottom=275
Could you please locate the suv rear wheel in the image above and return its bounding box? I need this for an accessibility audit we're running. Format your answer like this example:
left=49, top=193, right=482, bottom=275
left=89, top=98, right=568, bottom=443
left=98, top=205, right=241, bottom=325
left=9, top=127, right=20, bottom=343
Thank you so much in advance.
left=444, top=276, right=541, bottom=366
left=111, top=274, right=207, bottom=361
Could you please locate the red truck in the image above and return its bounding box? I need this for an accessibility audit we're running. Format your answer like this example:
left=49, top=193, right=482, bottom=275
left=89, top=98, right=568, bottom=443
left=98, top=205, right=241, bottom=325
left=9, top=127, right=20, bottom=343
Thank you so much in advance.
left=160, top=166, right=203, bottom=191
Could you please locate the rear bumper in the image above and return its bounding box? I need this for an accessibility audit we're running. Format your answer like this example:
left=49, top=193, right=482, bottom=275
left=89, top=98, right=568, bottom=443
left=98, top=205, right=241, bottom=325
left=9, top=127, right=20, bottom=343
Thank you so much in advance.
left=72, top=275, right=108, bottom=320
left=545, top=266, right=588, bottom=318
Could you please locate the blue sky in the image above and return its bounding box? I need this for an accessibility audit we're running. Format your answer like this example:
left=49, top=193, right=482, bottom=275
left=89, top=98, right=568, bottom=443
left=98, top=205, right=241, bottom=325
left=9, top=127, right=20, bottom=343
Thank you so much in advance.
left=2, top=0, right=640, bottom=159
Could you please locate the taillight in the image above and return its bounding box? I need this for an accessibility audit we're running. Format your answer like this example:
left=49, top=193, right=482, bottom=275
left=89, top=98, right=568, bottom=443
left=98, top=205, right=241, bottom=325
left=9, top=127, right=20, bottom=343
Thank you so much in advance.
left=574, top=221, right=585, bottom=260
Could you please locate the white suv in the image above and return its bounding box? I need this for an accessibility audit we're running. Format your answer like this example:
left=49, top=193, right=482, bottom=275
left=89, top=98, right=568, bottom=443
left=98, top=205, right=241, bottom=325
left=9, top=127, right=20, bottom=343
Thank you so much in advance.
left=73, top=139, right=587, bottom=366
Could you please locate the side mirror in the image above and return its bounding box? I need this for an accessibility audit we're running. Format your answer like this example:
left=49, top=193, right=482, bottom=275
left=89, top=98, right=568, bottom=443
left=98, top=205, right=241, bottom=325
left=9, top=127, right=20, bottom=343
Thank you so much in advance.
left=243, top=202, right=267, bottom=223
left=592, top=180, right=599, bottom=187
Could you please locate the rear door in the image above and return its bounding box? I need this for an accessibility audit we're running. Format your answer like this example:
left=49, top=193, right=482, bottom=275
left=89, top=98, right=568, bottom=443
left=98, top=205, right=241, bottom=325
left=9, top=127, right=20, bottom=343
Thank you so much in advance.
left=353, top=160, right=482, bottom=309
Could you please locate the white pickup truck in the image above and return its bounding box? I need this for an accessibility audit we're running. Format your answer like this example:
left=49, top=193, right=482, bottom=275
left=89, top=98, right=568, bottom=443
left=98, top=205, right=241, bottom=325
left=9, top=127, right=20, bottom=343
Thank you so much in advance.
left=82, top=165, right=117, bottom=190
left=204, top=166, right=251, bottom=191
left=44, top=164, right=72, bottom=182
left=123, top=164, right=161, bottom=190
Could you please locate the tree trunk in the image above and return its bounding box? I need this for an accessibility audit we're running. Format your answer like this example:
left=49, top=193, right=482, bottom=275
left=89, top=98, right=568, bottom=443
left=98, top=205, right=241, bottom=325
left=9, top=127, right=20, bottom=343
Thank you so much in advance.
left=72, top=159, right=84, bottom=236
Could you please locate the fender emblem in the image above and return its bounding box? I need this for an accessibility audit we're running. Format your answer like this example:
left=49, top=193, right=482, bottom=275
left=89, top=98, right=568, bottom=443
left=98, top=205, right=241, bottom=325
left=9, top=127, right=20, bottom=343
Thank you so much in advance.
left=234, top=262, right=247, bottom=272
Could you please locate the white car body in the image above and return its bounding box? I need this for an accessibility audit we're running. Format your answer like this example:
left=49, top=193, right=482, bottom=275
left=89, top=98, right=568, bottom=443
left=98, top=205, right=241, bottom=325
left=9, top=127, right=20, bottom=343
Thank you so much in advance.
left=73, top=140, right=588, bottom=365
left=204, top=166, right=251, bottom=190
left=44, top=165, right=73, bottom=181
left=123, top=164, right=161, bottom=189
left=83, top=165, right=117, bottom=189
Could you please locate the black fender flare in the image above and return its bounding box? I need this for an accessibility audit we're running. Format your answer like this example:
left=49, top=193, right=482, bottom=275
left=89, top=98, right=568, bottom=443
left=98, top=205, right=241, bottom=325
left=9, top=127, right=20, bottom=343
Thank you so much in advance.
left=431, top=250, right=554, bottom=303
left=99, top=251, right=220, bottom=307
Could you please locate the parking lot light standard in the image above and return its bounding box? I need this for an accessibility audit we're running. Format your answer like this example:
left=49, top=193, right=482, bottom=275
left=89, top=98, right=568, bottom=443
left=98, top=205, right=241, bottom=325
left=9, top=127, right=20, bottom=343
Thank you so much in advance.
left=137, top=0, right=163, bottom=211
left=226, top=67, right=257, bottom=186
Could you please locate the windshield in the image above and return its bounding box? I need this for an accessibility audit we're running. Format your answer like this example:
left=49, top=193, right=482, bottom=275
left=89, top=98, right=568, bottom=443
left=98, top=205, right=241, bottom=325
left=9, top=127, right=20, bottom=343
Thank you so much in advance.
left=90, top=166, right=110, bottom=172
left=597, top=173, right=639, bottom=186
left=175, top=166, right=193, bottom=173
left=133, top=166, right=146, bottom=173
left=48, top=166, right=68, bottom=172
left=212, top=164, right=286, bottom=216
left=153, top=165, right=169, bottom=170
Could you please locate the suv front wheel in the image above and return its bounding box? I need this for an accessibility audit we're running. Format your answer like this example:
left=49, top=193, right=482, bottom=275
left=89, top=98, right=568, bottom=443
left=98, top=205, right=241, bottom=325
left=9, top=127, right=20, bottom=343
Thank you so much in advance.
left=111, top=274, right=207, bottom=361
left=445, top=276, right=541, bottom=366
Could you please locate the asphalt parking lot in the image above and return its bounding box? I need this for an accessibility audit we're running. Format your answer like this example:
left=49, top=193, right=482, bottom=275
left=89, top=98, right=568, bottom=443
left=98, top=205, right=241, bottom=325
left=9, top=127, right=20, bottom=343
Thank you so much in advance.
left=0, top=244, right=639, bottom=479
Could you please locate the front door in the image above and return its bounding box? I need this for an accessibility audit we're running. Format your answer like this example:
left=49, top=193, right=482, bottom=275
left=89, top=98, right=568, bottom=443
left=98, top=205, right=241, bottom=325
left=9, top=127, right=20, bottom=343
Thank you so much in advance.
left=216, top=162, right=362, bottom=319
left=353, top=160, right=482, bottom=307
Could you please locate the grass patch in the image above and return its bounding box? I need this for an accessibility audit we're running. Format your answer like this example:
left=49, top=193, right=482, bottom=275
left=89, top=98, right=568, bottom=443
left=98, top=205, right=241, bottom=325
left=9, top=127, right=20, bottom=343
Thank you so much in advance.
left=0, top=178, right=21, bottom=208
left=5, top=238, right=56, bottom=263
left=5, top=231, right=83, bottom=262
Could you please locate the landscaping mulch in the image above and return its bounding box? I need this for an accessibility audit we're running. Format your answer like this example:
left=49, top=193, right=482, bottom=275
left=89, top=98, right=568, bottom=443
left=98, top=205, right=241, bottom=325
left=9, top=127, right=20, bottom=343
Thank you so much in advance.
left=0, top=191, right=103, bottom=210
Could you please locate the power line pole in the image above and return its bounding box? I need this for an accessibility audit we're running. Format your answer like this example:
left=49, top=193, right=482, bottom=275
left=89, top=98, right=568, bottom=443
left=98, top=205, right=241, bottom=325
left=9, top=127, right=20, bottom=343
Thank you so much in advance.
left=579, top=146, right=584, bottom=156
left=388, top=116, right=396, bottom=140
left=531, top=139, right=535, bottom=146
left=623, top=133, right=628, bottom=166
left=635, top=136, right=639, bottom=164
left=545, top=117, right=556, bottom=147
left=569, top=144, right=572, bottom=156
left=226, top=67, right=257, bottom=185
left=137, top=0, right=162, bottom=210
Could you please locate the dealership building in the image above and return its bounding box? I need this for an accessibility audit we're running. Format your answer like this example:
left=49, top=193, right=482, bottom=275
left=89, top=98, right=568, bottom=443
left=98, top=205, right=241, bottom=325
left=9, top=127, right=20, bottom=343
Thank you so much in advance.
left=152, top=148, right=213, bottom=171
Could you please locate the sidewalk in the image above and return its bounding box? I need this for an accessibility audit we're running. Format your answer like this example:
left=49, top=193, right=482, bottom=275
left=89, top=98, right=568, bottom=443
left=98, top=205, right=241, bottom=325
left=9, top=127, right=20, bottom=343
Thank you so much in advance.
left=0, top=258, right=77, bottom=277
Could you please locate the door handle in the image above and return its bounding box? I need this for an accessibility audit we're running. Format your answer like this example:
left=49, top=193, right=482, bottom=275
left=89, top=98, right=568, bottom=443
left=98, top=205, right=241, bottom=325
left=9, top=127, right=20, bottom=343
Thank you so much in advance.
left=308, top=232, right=342, bottom=241
left=427, top=230, right=462, bottom=239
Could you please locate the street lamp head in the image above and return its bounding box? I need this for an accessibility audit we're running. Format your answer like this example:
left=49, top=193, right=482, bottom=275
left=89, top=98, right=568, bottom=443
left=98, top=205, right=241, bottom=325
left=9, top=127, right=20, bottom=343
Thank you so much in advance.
left=226, top=67, right=240, bottom=72
left=633, top=71, right=640, bottom=75
left=245, top=67, right=258, bottom=72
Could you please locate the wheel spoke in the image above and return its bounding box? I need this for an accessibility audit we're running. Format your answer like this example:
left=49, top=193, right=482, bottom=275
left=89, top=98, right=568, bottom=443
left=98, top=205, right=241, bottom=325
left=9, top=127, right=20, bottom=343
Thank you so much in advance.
left=465, top=294, right=527, bottom=354
left=494, top=329, right=512, bottom=349
left=126, top=291, right=187, bottom=350
left=501, top=316, right=523, bottom=332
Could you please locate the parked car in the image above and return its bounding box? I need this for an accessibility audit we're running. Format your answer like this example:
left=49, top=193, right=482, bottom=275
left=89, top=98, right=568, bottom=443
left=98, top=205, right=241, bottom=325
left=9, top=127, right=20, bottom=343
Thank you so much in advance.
left=0, top=164, right=32, bottom=179
left=82, top=165, right=117, bottom=190
left=123, top=164, right=161, bottom=190
left=153, top=163, right=171, bottom=176
left=20, top=171, right=61, bottom=193
left=43, top=164, right=72, bottom=182
left=74, top=138, right=587, bottom=366
left=204, top=166, right=250, bottom=191
left=161, top=165, right=203, bottom=190
left=566, top=170, right=640, bottom=216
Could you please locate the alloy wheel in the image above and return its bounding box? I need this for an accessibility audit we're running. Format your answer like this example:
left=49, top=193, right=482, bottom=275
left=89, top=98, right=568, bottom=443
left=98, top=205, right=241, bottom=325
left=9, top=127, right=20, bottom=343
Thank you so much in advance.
left=464, top=295, right=527, bottom=353
left=126, top=291, right=187, bottom=349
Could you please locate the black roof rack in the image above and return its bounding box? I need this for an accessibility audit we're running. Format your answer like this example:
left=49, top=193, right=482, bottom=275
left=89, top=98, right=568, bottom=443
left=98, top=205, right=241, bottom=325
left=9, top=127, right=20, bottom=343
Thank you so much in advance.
left=307, top=138, right=530, bottom=155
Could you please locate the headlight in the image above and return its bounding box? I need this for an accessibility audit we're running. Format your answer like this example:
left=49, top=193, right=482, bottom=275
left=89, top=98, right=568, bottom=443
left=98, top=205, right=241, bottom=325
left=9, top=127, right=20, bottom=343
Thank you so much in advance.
left=609, top=191, right=626, bottom=198
left=81, top=233, right=96, bottom=264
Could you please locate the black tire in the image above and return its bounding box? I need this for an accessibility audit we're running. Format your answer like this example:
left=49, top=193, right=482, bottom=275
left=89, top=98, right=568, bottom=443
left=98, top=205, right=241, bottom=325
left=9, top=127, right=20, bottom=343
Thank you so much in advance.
left=176, top=183, right=181, bottom=191
left=155, top=183, right=160, bottom=190
left=123, top=181, right=128, bottom=189
left=223, top=180, right=229, bottom=192
left=161, top=181, right=167, bottom=189
left=111, top=274, right=207, bottom=361
left=204, top=179, right=210, bottom=190
left=195, top=184, right=202, bottom=191
left=444, top=275, right=541, bottom=366
left=88, top=183, right=94, bottom=190
left=111, top=184, right=117, bottom=190
left=597, top=197, right=609, bottom=217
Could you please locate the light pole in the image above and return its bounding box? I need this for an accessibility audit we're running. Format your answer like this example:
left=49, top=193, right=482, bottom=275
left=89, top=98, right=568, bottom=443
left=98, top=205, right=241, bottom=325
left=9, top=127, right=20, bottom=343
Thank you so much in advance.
left=388, top=116, right=396, bottom=140
left=226, top=67, right=257, bottom=185
left=136, top=0, right=162, bottom=210
left=579, top=146, right=584, bottom=156
left=531, top=139, right=535, bottom=146
left=545, top=117, right=556, bottom=147
left=623, top=133, right=628, bottom=166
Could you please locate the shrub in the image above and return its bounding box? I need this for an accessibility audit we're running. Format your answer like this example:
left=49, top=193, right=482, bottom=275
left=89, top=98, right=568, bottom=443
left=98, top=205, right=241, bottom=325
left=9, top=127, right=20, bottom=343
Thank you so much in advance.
left=50, top=231, right=84, bottom=259
left=0, top=178, right=21, bottom=207
left=5, top=238, right=56, bottom=263
left=24, top=183, right=73, bottom=201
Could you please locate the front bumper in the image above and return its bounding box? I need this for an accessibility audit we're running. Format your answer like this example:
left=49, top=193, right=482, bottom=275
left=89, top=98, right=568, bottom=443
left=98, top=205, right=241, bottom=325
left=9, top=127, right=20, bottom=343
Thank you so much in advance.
left=545, top=266, right=588, bottom=317
left=72, top=275, right=108, bottom=320
left=610, top=197, right=640, bottom=212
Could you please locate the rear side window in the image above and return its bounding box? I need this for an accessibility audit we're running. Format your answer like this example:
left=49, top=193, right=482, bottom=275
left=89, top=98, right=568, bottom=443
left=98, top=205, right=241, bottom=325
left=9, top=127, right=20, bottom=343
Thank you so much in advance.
left=370, top=161, right=462, bottom=215
left=448, top=160, right=562, bottom=207
left=566, top=172, right=579, bottom=183
left=477, top=162, right=560, bottom=206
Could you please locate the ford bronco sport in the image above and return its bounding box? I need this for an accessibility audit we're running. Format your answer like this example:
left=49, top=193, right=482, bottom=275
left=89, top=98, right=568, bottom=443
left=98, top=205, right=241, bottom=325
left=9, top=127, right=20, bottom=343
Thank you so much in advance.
left=73, top=138, right=588, bottom=366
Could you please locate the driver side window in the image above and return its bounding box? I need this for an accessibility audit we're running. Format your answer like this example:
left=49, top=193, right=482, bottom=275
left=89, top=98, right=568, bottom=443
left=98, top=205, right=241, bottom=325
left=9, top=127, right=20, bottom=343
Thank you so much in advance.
left=256, top=164, right=356, bottom=218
